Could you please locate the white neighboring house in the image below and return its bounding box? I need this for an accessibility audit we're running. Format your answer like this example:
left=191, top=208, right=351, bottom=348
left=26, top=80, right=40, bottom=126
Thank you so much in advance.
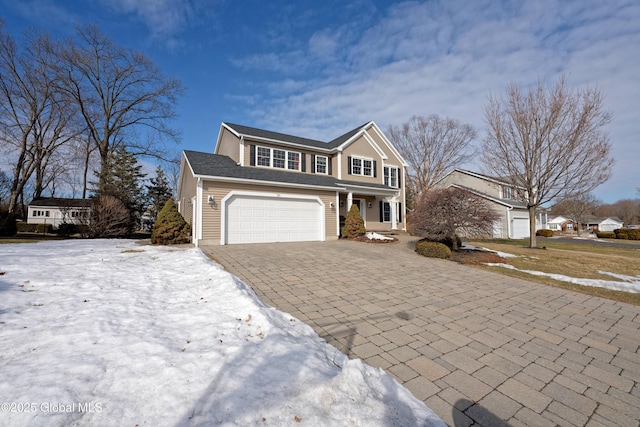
left=27, top=197, right=91, bottom=229
left=585, top=216, right=624, bottom=232
left=546, top=215, right=575, bottom=232
left=434, top=169, right=536, bottom=239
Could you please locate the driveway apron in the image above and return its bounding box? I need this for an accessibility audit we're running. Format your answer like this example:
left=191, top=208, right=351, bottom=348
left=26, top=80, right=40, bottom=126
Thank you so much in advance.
left=202, top=237, right=640, bottom=426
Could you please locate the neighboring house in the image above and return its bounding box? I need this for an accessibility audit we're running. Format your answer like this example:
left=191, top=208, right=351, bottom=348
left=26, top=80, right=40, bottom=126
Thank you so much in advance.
left=583, top=216, right=624, bottom=232
left=434, top=169, right=532, bottom=239
left=27, top=197, right=91, bottom=229
left=178, top=122, right=407, bottom=246
left=546, top=215, right=576, bottom=232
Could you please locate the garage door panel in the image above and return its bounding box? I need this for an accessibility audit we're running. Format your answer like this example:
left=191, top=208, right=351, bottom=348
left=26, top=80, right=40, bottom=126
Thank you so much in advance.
left=512, top=218, right=529, bottom=239
left=226, top=195, right=323, bottom=244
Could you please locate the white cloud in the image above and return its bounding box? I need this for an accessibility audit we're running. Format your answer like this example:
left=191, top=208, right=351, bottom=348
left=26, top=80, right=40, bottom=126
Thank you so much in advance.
left=230, top=0, right=640, bottom=202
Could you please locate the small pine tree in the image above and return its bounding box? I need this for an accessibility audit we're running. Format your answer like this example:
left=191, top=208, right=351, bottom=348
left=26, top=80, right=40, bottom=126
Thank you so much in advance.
left=342, top=204, right=366, bottom=239
left=151, top=199, right=191, bottom=245
left=146, top=165, right=173, bottom=225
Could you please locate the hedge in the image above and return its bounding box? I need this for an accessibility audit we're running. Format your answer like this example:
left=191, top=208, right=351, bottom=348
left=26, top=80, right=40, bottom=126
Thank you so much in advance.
left=536, top=229, right=554, bottom=237
left=596, top=231, right=616, bottom=239
left=415, top=239, right=451, bottom=259
left=614, top=228, right=640, bottom=240
left=16, top=222, right=53, bottom=234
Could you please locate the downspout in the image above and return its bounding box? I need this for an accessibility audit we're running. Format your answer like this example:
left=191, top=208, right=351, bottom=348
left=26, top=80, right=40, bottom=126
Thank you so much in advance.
left=196, top=177, right=203, bottom=246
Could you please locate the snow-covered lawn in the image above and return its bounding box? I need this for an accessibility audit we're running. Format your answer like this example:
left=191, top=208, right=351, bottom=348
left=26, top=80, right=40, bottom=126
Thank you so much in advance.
left=0, top=240, right=444, bottom=426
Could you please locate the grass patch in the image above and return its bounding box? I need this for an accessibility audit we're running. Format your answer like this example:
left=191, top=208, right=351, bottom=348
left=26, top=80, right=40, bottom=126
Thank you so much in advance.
left=121, top=249, right=145, bottom=253
left=465, top=239, right=640, bottom=306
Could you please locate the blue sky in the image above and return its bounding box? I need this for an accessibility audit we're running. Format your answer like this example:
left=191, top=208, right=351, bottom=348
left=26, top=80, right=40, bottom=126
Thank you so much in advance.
left=1, top=0, right=638, bottom=203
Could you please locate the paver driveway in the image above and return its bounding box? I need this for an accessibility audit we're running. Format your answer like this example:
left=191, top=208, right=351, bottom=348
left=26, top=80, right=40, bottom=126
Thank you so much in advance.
left=202, top=237, right=640, bottom=426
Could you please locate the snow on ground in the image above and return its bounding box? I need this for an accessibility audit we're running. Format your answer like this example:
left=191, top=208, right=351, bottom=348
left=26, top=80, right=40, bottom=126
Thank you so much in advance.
left=461, top=244, right=518, bottom=258
left=0, top=240, right=444, bottom=427
left=364, top=232, right=394, bottom=241
left=485, top=263, right=640, bottom=293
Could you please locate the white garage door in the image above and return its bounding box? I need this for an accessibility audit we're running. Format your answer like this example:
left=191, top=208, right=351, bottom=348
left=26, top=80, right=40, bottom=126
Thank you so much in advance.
left=512, top=218, right=530, bottom=239
left=226, top=195, right=323, bottom=244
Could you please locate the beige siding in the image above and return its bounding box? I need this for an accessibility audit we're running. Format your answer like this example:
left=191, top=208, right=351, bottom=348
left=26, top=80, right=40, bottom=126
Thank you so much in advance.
left=199, top=180, right=338, bottom=244
left=216, top=128, right=242, bottom=163
left=341, top=135, right=383, bottom=184
left=177, top=160, right=197, bottom=226
left=437, top=171, right=502, bottom=198
left=242, top=140, right=336, bottom=176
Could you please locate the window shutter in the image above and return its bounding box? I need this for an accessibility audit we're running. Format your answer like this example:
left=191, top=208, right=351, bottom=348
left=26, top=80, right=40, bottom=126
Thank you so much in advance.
left=379, top=201, right=384, bottom=222
left=398, top=203, right=402, bottom=222
left=250, top=145, right=255, bottom=166
left=347, top=156, right=352, bottom=175
left=311, top=154, right=315, bottom=173
left=397, top=168, right=401, bottom=188
left=301, top=153, right=306, bottom=172
left=373, top=160, right=377, bottom=178
left=328, top=158, right=332, bottom=175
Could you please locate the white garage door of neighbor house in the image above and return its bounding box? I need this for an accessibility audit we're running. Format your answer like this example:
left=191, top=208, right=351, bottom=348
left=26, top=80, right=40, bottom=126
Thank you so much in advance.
left=226, top=195, right=323, bottom=244
left=512, top=218, right=529, bottom=239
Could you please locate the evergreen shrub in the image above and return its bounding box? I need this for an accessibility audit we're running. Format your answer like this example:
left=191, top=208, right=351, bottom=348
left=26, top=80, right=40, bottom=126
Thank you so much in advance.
left=614, top=228, right=640, bottom=240
left=151, top=199, right=191, bottom=245
left=596, top=231, right=615, bottom=239
left=341, top=204, right=366, bottom=239
left=415, top=239, right=452, bottom=259
left=536, top=229, right=554, bottom=237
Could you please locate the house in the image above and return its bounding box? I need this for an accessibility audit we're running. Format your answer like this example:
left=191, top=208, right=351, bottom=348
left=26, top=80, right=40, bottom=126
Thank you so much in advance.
left=583, top=216, right=623, bottom=232
left=27, top=197, right=91, bottom=229
left=546, top=215, right=576, bottom=232
left=434, top=169, right=532, bottom=239
left=178, top=122, right=407, bottom=246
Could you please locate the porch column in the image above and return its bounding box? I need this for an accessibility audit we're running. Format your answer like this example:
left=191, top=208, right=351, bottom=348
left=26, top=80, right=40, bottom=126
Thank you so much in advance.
left=346, top=192, right=353, bottom=212
left=390, top=197, right=398, bottom=230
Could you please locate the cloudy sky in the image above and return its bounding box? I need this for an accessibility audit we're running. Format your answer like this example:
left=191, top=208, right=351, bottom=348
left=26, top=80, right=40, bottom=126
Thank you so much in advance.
left=1, top=0, right=638, bottom=203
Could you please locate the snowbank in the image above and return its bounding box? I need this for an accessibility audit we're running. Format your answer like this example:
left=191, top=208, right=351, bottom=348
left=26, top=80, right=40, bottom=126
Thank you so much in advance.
left=0, top=240, right=444, bottom=426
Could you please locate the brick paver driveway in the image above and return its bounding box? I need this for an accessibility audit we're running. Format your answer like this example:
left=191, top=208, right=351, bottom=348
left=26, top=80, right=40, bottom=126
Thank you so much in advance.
left=202, top=236, right=640, bottom=426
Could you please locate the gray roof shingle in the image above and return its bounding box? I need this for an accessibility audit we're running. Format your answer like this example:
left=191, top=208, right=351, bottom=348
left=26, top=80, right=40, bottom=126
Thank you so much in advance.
left=184, top=151, right=394, bottom=192
left=223, top=122, right=370, bottom=150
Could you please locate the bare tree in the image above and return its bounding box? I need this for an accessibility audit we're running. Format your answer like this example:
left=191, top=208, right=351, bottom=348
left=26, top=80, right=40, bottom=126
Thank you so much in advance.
left=387, top=115, right=476, bottom=201
left=482, top=76, right=614, bottom=248
left=53, top=24, right=183, bottom=192
left=598, top=199, right=640, bottom=226
left=552, top=192, right=600, bottom=236
left=88, top=195, right=131, bottom=238
left=411, top=187, right=499, bottom=250
left=0, top=26, right=81, bottom=213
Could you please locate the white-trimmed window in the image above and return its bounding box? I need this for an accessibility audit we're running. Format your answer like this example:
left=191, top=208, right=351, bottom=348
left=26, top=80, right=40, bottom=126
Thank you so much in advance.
left=255, top=146, right=301, bottom=171
left=315, top=155, right=328, bottom=174
left=501, top=186, right=515, bottom=199
left=257, top=147, right=271, bottom=167
left=33, top=210, right=50, bottom=217
left=349, top=156, right=374, bottom=177
left=273, top=149, right=286, bottom=168
left=381, top=201, right=401, bottom=223
left=384, top=166, right=400, bottom=188
left=287, top=152, right=300, bottom=170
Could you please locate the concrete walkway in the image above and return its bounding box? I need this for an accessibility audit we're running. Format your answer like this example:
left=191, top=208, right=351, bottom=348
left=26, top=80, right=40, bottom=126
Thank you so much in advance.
left=202, top=237, right=640, bottom=426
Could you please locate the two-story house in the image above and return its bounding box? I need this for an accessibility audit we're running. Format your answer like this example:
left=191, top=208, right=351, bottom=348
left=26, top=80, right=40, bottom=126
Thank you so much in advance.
left=178, top=121, right=407, bottom=246
left=434, top=169, right=531, bottom=239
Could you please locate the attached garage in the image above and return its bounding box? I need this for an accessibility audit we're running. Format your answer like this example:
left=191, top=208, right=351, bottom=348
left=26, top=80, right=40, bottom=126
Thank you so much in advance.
left=223, top=193, right=324, bottom=244
left=512, top=217, right=530, bottom=239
